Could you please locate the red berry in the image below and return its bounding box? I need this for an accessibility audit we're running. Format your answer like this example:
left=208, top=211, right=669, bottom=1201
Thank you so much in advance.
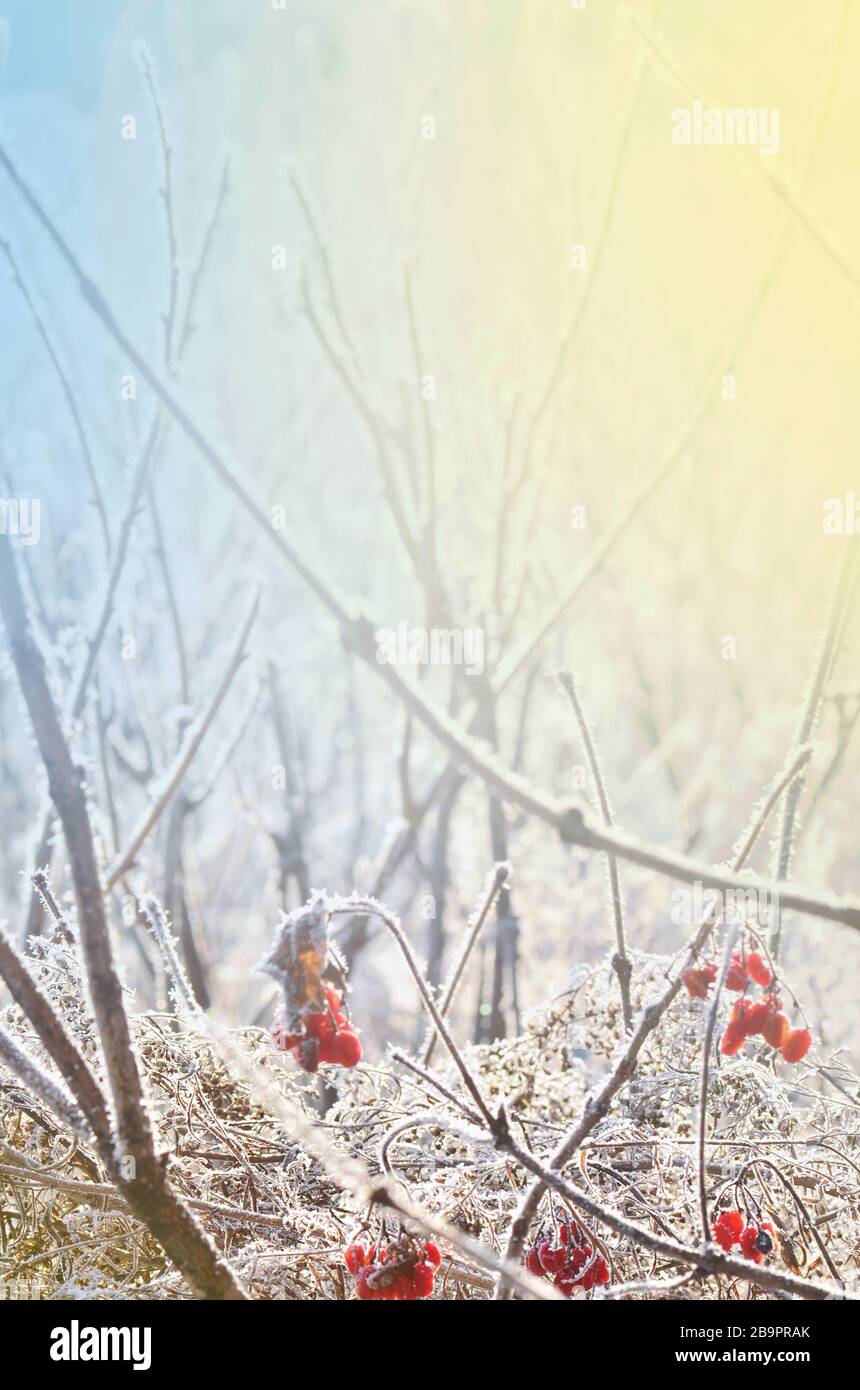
left=423, top=1241, right=442, bottom=1270
left=739, top=1222, right=774, bottom=1265
left=761, top=1011, right=789, bottom=1049
left=323, top=984, right=347, bottom=1018
left=554, top=1270, right=577, bottom=1297
left=333, top=1029, right=363, bottom=1068
left=712, top=1210, right=744, bottom=1250
left=781, top=1028, right=811, bottom=1063
left=525, top=1246, right=544, bottom=1277
left=575, top=1254, right=609, bottom=1292
left=355, top=1270, right=376, bottom=1300
left=744, top=1002, right=770, bottom=1036
left=537, top=1240, right=567, bottom=1274
left=412, top=1261, right=436, bottom=1298
left=720, top=1022, right=746, bottom=1056
left=344, top=1242, right=367, bottom=1275
left=746, top=952, right=772, bottom=987
left=725, top=952, right=749, bottom=992
left=682, top=967, right=711, bottom=1000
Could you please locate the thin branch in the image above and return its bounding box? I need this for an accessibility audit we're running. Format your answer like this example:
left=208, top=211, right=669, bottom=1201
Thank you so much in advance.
left=558, top=670, right=632, bottom=1030
left=0, top=1023, right=89, bottom=1138
left=0, top=238, right=110, bottom=557
left=328, top=896, right=497, bottom=1131
left=139, top=45, right=180, bottom=368
left=422, top=862, right=509, bottom=1067
left=695, top=916, right=740, bottom=1241
left=106, top=585, right=259, bottom=887
left=0, top=924, right=111, bottom=1143
left=177, top=157, right=230, bottom=359
left=140, top=894, right=202, bottom=1015
left=772, top=540, right=860, bottom=953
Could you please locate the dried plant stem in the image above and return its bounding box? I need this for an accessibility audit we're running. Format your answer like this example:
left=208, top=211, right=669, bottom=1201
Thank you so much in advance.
left=106, top=585, right=258, bottom=887
left=558, top=671, right=632, bottom=1030
left=422, top=862, right=509, bottom=1067
left=695, top=917, right=740, bottom=1241
left=0, top=925, right=112, bottom=1145
left=0, top=1024, right=89, bottom=1138
left=24, top=424, right=159, bottom=939
left=140, top=895, right=201, bottom=1015
left=330, top=897, right=497, bottom=1131
left=771, top=540, right=860, bottom=955
left=31, top=868, right=75, bottom=946
left=0, top=238, right=110, bottom=557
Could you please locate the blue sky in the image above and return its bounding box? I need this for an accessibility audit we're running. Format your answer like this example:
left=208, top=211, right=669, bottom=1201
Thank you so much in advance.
left=1, top=1, right=137, bottom=108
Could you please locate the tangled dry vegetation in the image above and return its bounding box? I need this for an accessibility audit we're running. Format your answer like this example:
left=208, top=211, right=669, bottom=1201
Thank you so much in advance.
left=2, top=914, right=859, bottom=1300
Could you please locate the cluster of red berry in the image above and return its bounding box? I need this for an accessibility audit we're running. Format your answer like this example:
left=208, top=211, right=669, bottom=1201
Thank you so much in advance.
left=525, top=1220, right=609, bottom=1295
left=344, top=1237, right=442, bottom=1300
left=273, top=984, right=362, bottom=1072
left=712, top=1209, right=775, bottom=1264
left=682, top=949, right=811, bottom=1064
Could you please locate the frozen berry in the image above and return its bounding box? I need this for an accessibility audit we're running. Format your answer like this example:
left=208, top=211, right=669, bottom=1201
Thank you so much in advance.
left=761, top=1011, right=789, bottom=1049
left=781, top=1028, right=811, bottom=1063
left=525, top=1246, right=544, bottom=1277
left=743, top=1001, right=770, bottom=1036
left=725, top=952, right=749, bottom=992
left=333, top=1029, right=363, bottom=1067
left=720, top=1021, right=746, bottom=1056
left=355, top=1269, right=377, bottom=1300
left=746, top=952, right=772, bottom=987
left=537, top=1240, right=567, bottom=1274
left=412, top=1261, right=436, bottom=1298
left=712, top=1209, right=744, bottom=1250
left=682, top=967, right=711, bottom=999
left=344, top=1242, right=367, bottom=1275
left=423, top=1241, right=442, bottom=1270
left=580, top=1255, right=609, bottom=1291
left=739, top=1222, right=774, bottom=1265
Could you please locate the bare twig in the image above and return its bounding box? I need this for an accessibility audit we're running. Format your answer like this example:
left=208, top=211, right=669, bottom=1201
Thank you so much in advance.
left=422, top=862, right=509, bottom=1067
left=106, top=586, right=259, bottom=887
left=557, top=670, right=632, bottom=1030
left=0, top=238, right=110, bottom=556
left=772, top=540, right=860, bottom=954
